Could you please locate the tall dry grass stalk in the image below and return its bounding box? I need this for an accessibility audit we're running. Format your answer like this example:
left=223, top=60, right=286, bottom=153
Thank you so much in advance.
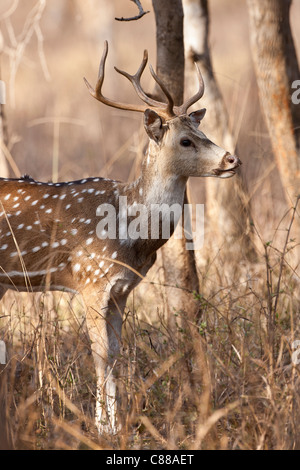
left=0, top=197, right=299, bottom=449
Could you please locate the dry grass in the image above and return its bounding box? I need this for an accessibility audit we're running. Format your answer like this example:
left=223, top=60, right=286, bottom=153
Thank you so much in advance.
left=1, top=204, right=299, bottom=450
left=0, top=0, right=300, bottom=450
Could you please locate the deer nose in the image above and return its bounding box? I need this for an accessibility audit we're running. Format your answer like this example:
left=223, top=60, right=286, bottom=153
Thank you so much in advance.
left=225, top=154, right=241, bottom=166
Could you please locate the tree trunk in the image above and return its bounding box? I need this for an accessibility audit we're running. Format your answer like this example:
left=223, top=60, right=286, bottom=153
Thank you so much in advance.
left=0, top=40, right=9, bottom=178
left=247, top=0, right=300, bottom=204
left=152, top=0, right=185, bottom=106
left=0, top=363, right=13, bottom=450
left=152, top=0, right=201, bottom=326
left=183, top=0, right=257, bottom=261
left=0, top=105, right=8, bottom=178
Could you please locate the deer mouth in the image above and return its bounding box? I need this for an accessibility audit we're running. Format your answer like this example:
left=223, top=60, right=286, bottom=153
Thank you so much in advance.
left=213, top=154, right=242, bottom=178
left=213, top=167, right=239, bottom=178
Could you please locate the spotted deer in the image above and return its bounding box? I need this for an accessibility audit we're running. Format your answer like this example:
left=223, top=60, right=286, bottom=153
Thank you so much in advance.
left=0, top=41, right=241, bottom=433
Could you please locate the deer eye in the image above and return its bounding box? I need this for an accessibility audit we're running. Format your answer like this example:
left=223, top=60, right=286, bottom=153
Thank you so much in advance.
left=180, top=138, right=193, bottom=147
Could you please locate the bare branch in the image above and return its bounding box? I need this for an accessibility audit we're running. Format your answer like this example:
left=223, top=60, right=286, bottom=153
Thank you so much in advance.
left=1, top=0, right=50, bottom=107
left=115, top=0, right=150, bottom=22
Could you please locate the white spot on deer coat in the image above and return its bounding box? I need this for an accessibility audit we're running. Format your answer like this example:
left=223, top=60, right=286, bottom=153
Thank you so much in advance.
left=74, top=263, right=81, bottom=273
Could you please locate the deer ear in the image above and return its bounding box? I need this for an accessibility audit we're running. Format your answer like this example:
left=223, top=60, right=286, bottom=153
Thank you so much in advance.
left=189, top=109, right=206, bottom=128
left=144, top=109, right=164, bottom=142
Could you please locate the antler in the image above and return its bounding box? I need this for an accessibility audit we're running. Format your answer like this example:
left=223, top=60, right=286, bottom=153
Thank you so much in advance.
left=178, top=63, right=205, bottom=115
left=84, top=41, right=147, bottom=114
left=114, top=53, right=175, bottom=118
left=84, top=41, right=205, bottom=120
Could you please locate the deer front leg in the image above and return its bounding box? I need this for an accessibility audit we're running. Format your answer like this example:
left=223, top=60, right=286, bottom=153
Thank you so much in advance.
left=82, top=287, right=125, bottom=434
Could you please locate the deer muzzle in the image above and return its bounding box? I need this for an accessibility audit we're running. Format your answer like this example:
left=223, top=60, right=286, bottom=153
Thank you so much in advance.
left=213, top=153, right=242, bottom=178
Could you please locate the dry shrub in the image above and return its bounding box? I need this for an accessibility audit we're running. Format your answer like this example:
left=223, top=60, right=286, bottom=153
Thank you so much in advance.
left=0, top=198, right=299, bottom=449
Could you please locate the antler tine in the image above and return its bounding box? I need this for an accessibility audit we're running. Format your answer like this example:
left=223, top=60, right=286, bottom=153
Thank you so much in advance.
left=179, top=63, right=205, bottom=115
left=149, top=64, right=175, bottom=118
left=84, top=40, right=177, bottom=120
left=84, top=41, right=147, bottom=114
left=114, top=51, right=165, bottom=109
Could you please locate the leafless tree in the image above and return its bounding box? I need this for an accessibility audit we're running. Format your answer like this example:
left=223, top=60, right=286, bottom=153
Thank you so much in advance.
left=115, top=0, right=149, bottom=21
left=183, top=0, right=257, bottom=261
left=0, top=0, right=50, bottom=179
left=247, top=0, right=300, bottom=210
left=0, top=358, right=13, bottom=450
left=0, top=31, right=9, bottom=178
left=152, top=0, right=201, bottom=326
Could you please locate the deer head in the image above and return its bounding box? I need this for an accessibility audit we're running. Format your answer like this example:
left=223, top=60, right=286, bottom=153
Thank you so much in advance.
left=84, top=41, right=241, bottom=182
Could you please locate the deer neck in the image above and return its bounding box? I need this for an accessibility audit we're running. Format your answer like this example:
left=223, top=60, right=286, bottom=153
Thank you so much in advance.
left=133, top=142, right=187, bottom=208
left=120, top=143, right=187, bottom=258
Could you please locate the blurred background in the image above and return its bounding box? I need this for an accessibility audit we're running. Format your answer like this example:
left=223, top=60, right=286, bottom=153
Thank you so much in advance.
left=1, top=0, right=300, bottom=450
left=0, top=0, right=299, bottom=239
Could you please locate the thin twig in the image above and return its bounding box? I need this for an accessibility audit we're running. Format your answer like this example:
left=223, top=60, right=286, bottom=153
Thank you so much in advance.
left=115, top=0, right=150, bottom=22
left=273, top=196, right=300, bottom=315
left=2, top=0, right=49, bottom=107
